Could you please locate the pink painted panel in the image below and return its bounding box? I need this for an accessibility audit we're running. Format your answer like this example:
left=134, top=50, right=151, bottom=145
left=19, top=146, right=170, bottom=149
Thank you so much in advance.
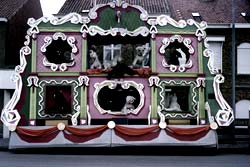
left=36, top=32, right=82, bottom=72
left=155, top=34, right=199, bottom=73
left=88, top=77, right=151, bottom=119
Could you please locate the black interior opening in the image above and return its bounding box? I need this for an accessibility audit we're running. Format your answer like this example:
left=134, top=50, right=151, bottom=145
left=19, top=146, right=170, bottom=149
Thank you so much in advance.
left=97, top=84, right=140, bottom=112
left=87, top=35, right=151, bottom=67
left=45, top=85, right=72, bottom=116
left=164, top=40, right=190, bottom=65
left=45, top=39, right=73, bottom=64
left=165, top=86, right=190, bottom=112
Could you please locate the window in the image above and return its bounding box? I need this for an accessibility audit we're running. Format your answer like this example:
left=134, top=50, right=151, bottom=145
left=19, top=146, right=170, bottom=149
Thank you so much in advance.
left=237, top=43, right=250, bottom=74
left=103, top=44, right=121, bottom=63
left=192, top=12, right=202, bottom=22
left=236, top=100, right=250, bottom=119
left=207, top=36, right=224, bottom=73
left=87, top=35, right=151, bottom=70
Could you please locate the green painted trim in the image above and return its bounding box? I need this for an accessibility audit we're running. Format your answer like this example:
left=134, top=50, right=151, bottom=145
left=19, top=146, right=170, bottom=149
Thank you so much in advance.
left=198, top=88, right=205, bottom=120
left=87, top=74, right=107, bottom=77
left=158, top=73, right=198, bottom=77
left=29, top=88, right=37, bottom=119
left=82, top=39, right=87, bottom=71
left=80, top=87, right=86, bottom=118
left=150, top=87, right=158, bottom=119
left=39, top=27, right=80, bottom=32
left=198, top=42, right=203, bottom=73
left=157, top=30, right=196, bottom=34
left=151, top=40, right=156, bottom=72
left=31, top=40, right=37, bottom=72
left=38, top=72, right=80, bottom=76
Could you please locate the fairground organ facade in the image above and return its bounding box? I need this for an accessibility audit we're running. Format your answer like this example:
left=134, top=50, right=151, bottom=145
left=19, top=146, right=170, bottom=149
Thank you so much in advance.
left=1, top=0, right=234, bottom=149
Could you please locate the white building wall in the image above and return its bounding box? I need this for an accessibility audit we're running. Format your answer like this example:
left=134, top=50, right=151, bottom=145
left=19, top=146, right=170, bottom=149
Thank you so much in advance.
left=0, top=69, right=15, bottom=138
left=0, top=70, right=15, bottom=89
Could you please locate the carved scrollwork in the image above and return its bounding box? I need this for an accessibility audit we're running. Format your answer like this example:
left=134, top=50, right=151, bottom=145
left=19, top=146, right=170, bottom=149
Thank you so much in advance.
left=147, top=19, right=158, bottom=38
left=88, top=26, right=150, bottom=37
left=27, top=76, right=39, bottom=87
left=150, top=15, right=207, bottom=41
left=1, top=74, right=23, bottom=130
left=78, top=76, right=89, bottom=87
left=148, top=76, right=160, bottom=87
left=213, top=74, right=234, bottom=126
left=196, top=77, right=206, bottom=88
left=187, top=19, right=207, bottom=41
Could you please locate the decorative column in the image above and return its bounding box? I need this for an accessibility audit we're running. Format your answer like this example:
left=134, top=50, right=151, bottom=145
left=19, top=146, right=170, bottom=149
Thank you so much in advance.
left=150, top=39, right=157, bottom=73
left=148, top=76, right=160, bottom=124
left=27, top=76, right=39, bottom=126
left=31, top=40, right=37, bottom=73
left=82, top=39, right=87, bottom=72
left=198, top=42, right=204, bottom=74
left=78, top=76, right=89, bottom=125
left=196, top=77, right=206, bottom=124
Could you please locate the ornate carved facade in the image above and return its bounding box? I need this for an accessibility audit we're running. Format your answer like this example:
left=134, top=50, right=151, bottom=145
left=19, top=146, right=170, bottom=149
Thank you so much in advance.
left=1, top=0, right=234, bottom=149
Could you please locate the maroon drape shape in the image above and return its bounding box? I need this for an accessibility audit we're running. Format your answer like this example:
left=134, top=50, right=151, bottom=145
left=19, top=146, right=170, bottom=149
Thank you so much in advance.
left=15, top=125, right=211, bottom=143
left=114, top=125, right=160, bottom=141
left=63, top=125, right=108, bottom=143
left=165, top=125, right=210, bottom=141
left=16, top=127, right=60, bottom=143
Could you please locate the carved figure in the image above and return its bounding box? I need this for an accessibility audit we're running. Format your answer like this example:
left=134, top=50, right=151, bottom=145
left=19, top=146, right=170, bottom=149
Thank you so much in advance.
left=121, top=96, right=136, bottom=114
left=165, top=93, right=182, bottom=111
left=89, top=49, right=102, bottom=69
left=132, top=43, right=151, bottom=68
left=176, top=48, right=187, bottom=66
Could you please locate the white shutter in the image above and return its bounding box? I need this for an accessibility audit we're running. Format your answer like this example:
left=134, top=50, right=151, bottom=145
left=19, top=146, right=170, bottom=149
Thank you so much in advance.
left=208, top=42, right=223, bottom=72
left=237, top=43, right=250, bottom=74
left=206, top=36, right=224, bottom=73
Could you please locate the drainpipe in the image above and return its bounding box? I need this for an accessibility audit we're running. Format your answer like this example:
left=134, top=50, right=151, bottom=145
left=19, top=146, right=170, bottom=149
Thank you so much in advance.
left=231, top=0, right=236, bottom=114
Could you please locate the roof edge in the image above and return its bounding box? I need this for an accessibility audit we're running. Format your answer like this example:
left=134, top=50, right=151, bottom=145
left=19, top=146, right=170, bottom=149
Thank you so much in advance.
left=208, top=23, right=250, bottom=29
